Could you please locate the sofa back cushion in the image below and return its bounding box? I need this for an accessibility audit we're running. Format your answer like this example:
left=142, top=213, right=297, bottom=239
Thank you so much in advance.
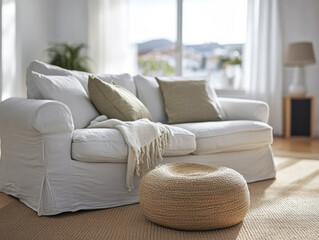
left=134, top=75, right=167, bottom=123
left=26, top=61, right=69, bottom=99
left=69, top=71, right=136, bottom=96
left=31, top=72, right=99, bottom=129
left=27, top=60, right=137, bottom=99
left=88, top=76, right=152, bottom=121
left=156, top=78, right=222, bottom=124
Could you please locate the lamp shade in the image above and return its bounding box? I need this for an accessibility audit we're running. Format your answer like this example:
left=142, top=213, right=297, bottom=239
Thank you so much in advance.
left=284, top=42, right=316, bottom=66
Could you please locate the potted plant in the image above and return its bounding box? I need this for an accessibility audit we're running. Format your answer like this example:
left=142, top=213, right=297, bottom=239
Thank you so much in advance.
left=47, top=43, right=91, bottom=72
left=218, top=51, right=242, bottom=88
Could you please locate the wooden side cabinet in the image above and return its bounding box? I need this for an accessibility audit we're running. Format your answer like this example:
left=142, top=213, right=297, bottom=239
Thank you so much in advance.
left=284, top=96, right=314, bottom=138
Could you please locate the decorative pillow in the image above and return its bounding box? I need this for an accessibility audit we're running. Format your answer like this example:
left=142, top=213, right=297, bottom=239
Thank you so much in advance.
left=157, top=76, right=226, bottom=119
left=31, top=71, right=99, bottom=129
left=134, top=75, right=167, bottom=123
left=156, top=78, right=222, bottom=124
left=88, top=76, right=152, bottom=121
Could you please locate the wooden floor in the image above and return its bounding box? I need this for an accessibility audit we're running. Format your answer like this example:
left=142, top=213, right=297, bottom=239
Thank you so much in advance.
left=272, top=137, right=319, bottom=154
left=0, top=137, right=318, bottom=211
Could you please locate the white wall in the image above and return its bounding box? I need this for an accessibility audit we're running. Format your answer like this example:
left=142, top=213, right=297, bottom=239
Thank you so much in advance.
left=2, top=0, right=88, bottom=99
left=15, top=0, right=53, bottom=98
left=280, top=0, right=319, bottom=136
left=54, top=0, right=88, bottom=44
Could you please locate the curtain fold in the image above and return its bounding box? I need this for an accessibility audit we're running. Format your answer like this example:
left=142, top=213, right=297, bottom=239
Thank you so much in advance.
left=243, top=0, right=283, bottom=135
left=88, top=0, right=135, bottom=74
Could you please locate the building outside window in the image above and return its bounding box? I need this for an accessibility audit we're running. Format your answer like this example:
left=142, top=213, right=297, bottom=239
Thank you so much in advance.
left=128, top=0, right=177, bottom=76
left=129, top=0, right=247, bottom=89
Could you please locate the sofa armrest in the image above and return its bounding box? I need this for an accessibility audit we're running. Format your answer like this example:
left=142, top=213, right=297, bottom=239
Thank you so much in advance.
left=0, top=97, right=74, bottom=135
left=0, top=98, right=74, bottom=215
left=219, top=97, right=269, bottom=123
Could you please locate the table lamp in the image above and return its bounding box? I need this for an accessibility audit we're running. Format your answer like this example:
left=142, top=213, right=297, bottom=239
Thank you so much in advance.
left=284, top=42, right=316, bottom=97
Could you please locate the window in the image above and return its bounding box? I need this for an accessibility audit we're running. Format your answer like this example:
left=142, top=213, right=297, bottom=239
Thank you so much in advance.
left=129, top=0, right=177, bottom=76
left=129, top=0, right=247, bottom=89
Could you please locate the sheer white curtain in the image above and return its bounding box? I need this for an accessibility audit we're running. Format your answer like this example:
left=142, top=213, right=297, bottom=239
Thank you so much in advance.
left=88, top=0, right=135, bottom=74
left=1, top=0, right=18, bottom=100
left=243, top=0, right=283, bottom=135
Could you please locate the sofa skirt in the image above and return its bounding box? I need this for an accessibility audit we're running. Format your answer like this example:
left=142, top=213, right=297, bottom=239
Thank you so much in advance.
left=1, top=145, right=275, bottom=216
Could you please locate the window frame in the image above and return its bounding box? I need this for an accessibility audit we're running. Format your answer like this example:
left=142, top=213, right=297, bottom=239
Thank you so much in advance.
left=130, top=0, right=246, bottom=89
left=176, top=0, right=183, bottom=75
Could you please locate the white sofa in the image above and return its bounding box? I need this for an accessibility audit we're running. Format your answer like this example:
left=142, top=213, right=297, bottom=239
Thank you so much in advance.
left=0, top=61, right=276, bottom=215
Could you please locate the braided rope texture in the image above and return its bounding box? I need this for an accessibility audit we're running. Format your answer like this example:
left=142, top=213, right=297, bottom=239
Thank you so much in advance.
left=139, top=163, right=250, bottom=230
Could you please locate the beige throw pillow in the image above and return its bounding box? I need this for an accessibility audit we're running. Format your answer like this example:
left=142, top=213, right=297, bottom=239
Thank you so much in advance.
left=156, top=78, right=222, bottom=124
left=88, top=76, right=152, bottom=121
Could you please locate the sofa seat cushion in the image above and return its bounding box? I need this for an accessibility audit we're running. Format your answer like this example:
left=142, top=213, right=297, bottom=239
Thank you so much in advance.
left=72, top=126, right=196, bottom=163
left=173, top=120, right=272, bottom=155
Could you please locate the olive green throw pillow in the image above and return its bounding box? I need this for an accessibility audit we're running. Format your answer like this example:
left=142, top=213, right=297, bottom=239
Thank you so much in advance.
left=156, top=78, right=222, bottom=124
left=88, top=76, right=152, bottom=121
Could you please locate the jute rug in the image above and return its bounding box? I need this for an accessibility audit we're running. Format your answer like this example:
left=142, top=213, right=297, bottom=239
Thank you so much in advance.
left=0, top=156, right=318, bottom=240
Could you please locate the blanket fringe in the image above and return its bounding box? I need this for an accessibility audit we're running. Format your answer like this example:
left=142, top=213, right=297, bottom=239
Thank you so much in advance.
left=134, top=127, right=172, bottom=178
left=88, top=117, right=173, bottom=191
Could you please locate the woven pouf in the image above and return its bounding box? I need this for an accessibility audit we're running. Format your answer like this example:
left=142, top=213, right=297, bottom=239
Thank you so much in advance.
left=139, top=163, right=250, bottom=230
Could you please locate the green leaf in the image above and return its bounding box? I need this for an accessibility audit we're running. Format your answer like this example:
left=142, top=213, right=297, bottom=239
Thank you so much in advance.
left=46, top=42, right=91, bottom=72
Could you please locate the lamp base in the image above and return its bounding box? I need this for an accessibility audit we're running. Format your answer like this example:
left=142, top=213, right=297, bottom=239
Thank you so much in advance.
left=288, top=66, right=307, bottom=97
left=288, top=84, right=306, bottom=97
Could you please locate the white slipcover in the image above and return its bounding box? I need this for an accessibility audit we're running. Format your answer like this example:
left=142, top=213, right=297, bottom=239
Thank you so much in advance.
left=0, top=97, right=276, bottom=216
left=0, top=98, right=74, bottom=214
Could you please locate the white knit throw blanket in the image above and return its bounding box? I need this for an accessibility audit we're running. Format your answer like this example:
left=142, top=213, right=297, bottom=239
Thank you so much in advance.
left=88, top=116, right=173, bottom=191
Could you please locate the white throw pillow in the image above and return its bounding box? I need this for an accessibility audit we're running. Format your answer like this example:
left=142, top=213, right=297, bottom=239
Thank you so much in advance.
left=27, top=60, right=137, bottom=98
left=134, top=75, right=226, bottom=122
left=31, top=71, right=99, bottom=129
left=134, top=75, right=168, bottom=123
left=26, top=60, right=69, bottom=99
